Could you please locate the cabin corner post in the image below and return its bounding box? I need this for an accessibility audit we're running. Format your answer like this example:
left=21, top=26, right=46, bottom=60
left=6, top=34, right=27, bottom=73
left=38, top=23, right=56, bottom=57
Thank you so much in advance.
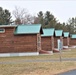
left=37, top=33, right=41, bottom=52
left=67, top=37, right=70, bottom=46
left=51, top=36, right=54, bottom=51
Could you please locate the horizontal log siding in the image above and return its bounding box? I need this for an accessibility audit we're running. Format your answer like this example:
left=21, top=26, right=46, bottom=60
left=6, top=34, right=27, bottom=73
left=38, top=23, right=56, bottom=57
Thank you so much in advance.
left=70, top=39, right=76, bottom=45
left=0, top=28, right=14, bottom=53
left=0, top=27, right=38, bottom=53
left=14, top=34, right=37, bottom=52
left=63, top=37, right=70, bottom=46
left=63, top=38, right=67, bottom=46
left=41, top=37, right=53, bottom=51
left=54, top=37, right=59, bottom=48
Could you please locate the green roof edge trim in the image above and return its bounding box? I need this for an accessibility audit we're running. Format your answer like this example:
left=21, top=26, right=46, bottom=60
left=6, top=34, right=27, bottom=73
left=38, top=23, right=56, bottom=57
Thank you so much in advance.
left=71, top=34, right=76, bottom=39
left=14, top=24, right=43, bottom=35
left=55, top=30, right=63, bottom=37
left=41, top=28, right=55, bottom=37
left=63, top=32, right=69, bottom=37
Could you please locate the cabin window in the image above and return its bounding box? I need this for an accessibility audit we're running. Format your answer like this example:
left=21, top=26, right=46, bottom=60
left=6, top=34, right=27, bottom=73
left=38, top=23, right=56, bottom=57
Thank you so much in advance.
left=0, top=29, right=5, bottom=33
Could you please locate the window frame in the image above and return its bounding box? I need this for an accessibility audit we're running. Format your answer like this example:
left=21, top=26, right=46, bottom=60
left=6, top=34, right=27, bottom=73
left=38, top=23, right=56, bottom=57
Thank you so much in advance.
left=0, top=28, right=5, bottom=33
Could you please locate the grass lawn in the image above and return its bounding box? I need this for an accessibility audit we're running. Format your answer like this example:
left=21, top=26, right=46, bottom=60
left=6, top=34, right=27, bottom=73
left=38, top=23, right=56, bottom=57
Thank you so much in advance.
left=0, top=48, right=76, bottom=75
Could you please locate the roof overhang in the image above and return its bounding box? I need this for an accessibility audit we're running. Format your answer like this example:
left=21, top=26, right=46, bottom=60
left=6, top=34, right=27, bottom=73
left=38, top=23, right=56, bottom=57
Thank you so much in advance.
left=40, top=26, right=43, bottom=34
left=0, top=25, right=17, bottom=28
left=14, top=32, right=43, bottom=35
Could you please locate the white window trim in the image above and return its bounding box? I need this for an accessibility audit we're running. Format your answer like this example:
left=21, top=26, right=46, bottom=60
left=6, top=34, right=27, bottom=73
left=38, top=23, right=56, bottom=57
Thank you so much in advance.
left=0, top=28, right=5, bottom=33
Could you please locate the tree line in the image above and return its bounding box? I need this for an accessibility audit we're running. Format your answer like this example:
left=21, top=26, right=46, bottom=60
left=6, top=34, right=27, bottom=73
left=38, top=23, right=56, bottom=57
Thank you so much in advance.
left=0, top=6, right=76, bottom=34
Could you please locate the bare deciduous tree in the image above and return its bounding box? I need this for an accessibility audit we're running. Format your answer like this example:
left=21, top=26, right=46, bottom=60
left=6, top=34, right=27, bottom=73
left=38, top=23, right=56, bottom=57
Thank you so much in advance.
left=13, top=6, right=34, bottom=25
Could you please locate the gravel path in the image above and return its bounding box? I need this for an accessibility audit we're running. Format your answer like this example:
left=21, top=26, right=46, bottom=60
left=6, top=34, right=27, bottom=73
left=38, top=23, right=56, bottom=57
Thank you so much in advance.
left=0, top=58, right=76, bottom=64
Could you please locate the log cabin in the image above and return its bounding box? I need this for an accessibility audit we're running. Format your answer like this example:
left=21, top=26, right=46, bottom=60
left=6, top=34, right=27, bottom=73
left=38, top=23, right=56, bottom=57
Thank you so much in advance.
left=54, top=30, right=63, bottom=52
left=0, top=24, right=43, bottom=57
left=41, top=28, right=55, bottom=54
left=70, top=34, right=76, bottom=48
left=63, top=32, right=70, bottom=49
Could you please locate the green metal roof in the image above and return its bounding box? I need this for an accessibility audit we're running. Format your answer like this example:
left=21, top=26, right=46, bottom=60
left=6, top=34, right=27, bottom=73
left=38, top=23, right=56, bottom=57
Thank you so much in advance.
left=64, top=32, right=69, bottom=37
left=55, top=30, right=63, bottom=36
left=71, top=34, right=76, bottom=38
left=14, top=24, right=43, bottom=34
left=41, top=28, right=55, bottom=37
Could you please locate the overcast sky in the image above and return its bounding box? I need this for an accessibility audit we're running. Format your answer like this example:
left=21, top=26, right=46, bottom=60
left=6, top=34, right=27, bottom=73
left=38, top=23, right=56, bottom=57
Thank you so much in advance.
left=0, top=0, right=76, bottom=23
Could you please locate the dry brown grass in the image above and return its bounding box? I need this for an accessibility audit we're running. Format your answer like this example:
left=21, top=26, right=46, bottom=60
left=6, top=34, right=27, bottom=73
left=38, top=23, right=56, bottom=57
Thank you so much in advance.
left=0, top=48, right=76, bottom=75
left=0, top=62, right=76, bottom=75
